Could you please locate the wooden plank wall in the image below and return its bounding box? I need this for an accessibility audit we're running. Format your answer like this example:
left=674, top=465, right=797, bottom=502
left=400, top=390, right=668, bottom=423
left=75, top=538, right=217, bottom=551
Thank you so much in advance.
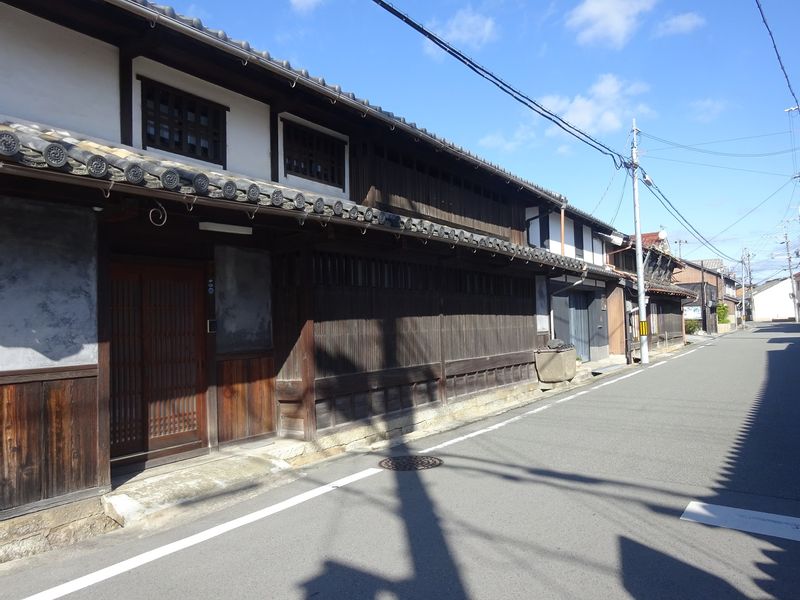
left=308, top=251, right=539, bottom=432
left=1, top=368, right=102, bottom=514
left=216, top=355, right=275, bottom=443
left=351, top=142, right=512, bottom=239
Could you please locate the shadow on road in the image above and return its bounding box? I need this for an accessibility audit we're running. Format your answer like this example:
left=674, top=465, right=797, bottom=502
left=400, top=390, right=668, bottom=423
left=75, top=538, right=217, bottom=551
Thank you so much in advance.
left=300, top=440, right=469, bottom=600
left=700, top=323, right=800, bottom=599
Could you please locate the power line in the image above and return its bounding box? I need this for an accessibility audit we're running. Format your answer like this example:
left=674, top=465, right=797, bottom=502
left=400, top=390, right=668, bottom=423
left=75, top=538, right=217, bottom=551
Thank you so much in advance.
left=369, top=0, right=629, bottom=169
left=707, top=178, right=795, bottom=242
left=754, top=0, right=800, bottom=109
left=589, top=167, right=619, bottom=216
left=609, top=168, right=630, bottom=226
left=640, top=131, right=793, bottom=158
left=638, top=169, right=740, bottom=263
left=644, top=130, right=789, bottom=152
left=643, top=155, right=792, bottom=177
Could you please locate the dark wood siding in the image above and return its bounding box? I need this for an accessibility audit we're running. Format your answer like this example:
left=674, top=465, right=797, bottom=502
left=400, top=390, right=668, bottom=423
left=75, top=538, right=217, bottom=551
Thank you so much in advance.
left=217, top=355, right=275, bottom=443
left=1, top=368, right=102, bottom=514
left=307, top=251, right=539, bottom=430
left=352, top=142, right=513, bottom=239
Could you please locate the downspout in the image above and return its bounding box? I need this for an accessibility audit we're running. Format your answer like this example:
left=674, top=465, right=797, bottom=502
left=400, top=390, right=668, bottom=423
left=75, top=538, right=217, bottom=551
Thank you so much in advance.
left=560, top=206, right=566, bottom=256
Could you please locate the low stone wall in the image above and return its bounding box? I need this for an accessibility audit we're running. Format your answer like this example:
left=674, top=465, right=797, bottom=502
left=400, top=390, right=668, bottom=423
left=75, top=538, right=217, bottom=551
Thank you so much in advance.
left=0, top=498, right=118, bottom=563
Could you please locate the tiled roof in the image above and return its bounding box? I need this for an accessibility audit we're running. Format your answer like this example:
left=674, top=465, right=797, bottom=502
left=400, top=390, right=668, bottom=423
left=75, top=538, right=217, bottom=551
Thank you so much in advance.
left=104, top=0, right=576, bottom=211
left=0, top=117, right=587, bottom=273
left=640, top=232, right=661, bottom=247
left=613, top=269, right=697, bottom=299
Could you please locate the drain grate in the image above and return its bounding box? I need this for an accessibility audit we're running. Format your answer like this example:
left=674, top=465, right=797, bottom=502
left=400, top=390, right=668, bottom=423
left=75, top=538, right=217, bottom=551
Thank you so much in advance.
left=379, top=455, right=443, bottom=471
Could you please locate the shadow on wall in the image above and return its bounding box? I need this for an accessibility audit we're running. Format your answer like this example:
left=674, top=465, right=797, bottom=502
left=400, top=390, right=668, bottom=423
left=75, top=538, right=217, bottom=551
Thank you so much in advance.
left=0, top=198, right=98, bottom=366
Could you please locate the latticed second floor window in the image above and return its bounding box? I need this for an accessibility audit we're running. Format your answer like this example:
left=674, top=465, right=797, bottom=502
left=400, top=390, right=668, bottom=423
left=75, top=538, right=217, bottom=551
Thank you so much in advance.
left=140, top=77, right=227, bottom=166
left=283, top=118, right=346, bottom=190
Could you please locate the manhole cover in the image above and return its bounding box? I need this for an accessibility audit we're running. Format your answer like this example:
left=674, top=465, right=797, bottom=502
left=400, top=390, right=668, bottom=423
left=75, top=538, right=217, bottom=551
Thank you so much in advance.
left=379, top=455, right=443, bottom=471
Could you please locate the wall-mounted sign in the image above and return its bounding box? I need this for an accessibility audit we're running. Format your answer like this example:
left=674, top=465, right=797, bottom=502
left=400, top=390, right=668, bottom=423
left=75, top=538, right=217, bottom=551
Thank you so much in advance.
left=683, top=305, right=702, bottom=320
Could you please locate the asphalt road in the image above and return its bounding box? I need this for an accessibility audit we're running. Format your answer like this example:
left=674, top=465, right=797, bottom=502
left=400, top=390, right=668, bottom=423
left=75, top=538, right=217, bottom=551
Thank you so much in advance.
left=2, top=324, right=800, bottom=599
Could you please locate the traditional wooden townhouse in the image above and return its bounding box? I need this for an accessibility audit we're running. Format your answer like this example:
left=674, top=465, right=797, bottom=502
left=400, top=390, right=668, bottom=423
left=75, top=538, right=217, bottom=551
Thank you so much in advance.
left=606, top=233, right=696, bottom=360
left=0, top=0, right=624, bottom=519
left=673, top=258, right=729, bottom=333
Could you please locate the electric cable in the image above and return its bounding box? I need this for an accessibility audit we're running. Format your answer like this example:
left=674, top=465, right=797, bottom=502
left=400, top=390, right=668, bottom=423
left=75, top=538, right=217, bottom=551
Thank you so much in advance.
left=644, top=130, right=789, bottom=152
left=754, top=0, right=800, bottom=110
left=642, top=155, right=792, bottom=178
left=609, top=169, right=629, bottom=226
left=369, top=0, right=629, bottom=169
left=706, top=178, right=794, bottom=242
left=640, top=131, right=793, bottom=157
left=639, top=169, right=740, bottom=263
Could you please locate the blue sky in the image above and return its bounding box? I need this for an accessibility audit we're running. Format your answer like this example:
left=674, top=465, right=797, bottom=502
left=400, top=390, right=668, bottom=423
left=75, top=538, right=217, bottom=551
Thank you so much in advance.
left=172, top=0, right=800, bottom=282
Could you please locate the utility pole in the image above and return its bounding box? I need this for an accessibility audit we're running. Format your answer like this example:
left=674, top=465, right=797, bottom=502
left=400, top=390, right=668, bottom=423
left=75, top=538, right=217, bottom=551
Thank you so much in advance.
left=783, top=228, right=799, bottom=322
left=631, top=119, right=649, bottom=364
left=675, top=239, right=689, bottom=259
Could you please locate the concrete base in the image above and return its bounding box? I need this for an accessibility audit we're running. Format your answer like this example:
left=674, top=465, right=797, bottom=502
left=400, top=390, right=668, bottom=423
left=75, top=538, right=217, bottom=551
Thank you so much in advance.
left=535, top=348, right=577, bottom=383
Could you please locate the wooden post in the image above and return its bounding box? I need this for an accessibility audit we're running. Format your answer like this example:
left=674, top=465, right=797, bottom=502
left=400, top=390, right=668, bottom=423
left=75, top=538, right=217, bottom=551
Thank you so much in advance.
left=205, top=259, right=219, bottom=449
left=95, top=217, right=111, bottom=489
left=299, top=250, right=317, bottom=441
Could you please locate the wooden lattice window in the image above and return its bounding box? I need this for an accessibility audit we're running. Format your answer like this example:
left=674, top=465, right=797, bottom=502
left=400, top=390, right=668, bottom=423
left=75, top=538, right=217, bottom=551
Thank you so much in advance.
left=282, top=118, right=346, bottom=190
left=140, top=77, right=227, bottom=166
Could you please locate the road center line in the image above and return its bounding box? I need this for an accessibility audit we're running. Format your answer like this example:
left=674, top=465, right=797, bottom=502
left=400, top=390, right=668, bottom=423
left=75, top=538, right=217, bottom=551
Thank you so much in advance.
left=20, top=468, right=384, bottom=600
left=681, top=501, right=800, bottom=542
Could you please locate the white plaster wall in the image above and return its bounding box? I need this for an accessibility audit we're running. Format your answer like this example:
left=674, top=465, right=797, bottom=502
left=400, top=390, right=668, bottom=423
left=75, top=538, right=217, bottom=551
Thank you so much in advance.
left=581, top=225, right=593, bottom=262
left=592, top=235, right=605, bottom=266
left=548, top=213, right=561, bottom=254
left=525, top=206, right=541, bottom=247
left=753, top=279, right=794, bottom=321
left=132, top=57, right=270, bottom=179
left=0, top=5, right=120, bottom=140
left=563, top=216, right=576, bottom=258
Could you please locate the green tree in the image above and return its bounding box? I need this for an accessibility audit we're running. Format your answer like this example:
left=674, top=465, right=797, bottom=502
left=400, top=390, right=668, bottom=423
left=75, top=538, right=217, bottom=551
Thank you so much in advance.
left=716, top=302, right=729, bottom=324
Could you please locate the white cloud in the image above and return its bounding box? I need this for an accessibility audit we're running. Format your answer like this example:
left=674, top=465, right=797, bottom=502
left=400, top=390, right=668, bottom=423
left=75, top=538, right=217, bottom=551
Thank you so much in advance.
left=479, top=122, right=537, bottom=153
left=541, top=73, right=653, bottom=137
left=655, top=12, right=705, bottom=37
left=290, top=0, right=323, bottom=14
left=690, top=98, right=726, bottom=123
left=566, top=0, right=657, bottom=50
left=424, top=8, right=497, bottom=57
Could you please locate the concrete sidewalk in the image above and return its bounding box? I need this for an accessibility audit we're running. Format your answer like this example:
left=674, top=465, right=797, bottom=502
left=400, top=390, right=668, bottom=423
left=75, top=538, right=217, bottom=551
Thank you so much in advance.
left=0, top=352, right=642, bottom=563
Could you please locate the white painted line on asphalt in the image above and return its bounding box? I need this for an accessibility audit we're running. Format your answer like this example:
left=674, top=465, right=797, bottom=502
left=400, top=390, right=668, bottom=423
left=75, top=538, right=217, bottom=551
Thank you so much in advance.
left=674, top=348, right=698, bottom=359
left=681, top=501, right=800, bottom=542
left=20, top=468, right=384, bottom=600
left=650, top=361, right=665, bottom=368
left=420, top=363, right=643, bottom=454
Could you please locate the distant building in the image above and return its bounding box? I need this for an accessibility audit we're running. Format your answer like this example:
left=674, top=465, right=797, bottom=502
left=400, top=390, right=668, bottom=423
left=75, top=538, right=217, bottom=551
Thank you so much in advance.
left=752, top=278, right=796, bottom=322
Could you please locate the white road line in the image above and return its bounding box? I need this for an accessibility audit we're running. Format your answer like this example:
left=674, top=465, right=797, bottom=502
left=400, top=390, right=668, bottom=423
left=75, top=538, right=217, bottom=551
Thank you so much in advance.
left=420, top=365, right=643, bottom=453
left=650, top=361, right=665, bottom=368
left=681, top=501, right=800, bottom=542
left=20, top=468, right=384, bottom=600
left=675, top=348, right=699, bottom=359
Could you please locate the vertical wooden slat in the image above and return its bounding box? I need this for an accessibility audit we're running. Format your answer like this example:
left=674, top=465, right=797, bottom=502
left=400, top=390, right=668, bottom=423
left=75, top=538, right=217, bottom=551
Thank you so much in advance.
left=1, top=382, right=43, bottom=509
left=43, top=378, right=97, bottom=499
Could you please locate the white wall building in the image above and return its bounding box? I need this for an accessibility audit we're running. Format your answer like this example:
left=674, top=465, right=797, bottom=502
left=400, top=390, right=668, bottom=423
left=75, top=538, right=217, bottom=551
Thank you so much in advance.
left=751, top=278, right=797, bottom=322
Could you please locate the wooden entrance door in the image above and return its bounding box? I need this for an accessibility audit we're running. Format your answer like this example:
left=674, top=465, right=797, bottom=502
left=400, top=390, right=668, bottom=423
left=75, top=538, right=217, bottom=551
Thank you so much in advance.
left=110, top=262, right=207, bottom=459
